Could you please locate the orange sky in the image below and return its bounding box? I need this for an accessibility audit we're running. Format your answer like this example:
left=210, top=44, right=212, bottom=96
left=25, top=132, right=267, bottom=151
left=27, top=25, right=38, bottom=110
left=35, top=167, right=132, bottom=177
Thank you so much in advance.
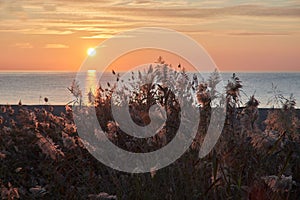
left=105, top=49, right=198, bottom=72
left=0, top=1, right=299, bottom=72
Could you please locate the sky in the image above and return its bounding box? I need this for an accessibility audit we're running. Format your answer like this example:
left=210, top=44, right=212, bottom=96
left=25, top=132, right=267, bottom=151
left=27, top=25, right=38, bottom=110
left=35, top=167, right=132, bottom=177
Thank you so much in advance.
left=0, top=0, right=299, bottom=72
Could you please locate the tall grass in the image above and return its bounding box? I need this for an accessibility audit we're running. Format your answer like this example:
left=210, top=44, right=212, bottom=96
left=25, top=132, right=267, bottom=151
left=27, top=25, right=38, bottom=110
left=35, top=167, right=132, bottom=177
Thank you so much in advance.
left=0, top=60, right=299, bottom=199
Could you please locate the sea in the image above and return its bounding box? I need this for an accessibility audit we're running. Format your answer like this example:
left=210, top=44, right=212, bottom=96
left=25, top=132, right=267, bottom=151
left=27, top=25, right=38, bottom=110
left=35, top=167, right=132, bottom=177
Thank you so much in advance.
left=0, top=72, right=299, bottom=108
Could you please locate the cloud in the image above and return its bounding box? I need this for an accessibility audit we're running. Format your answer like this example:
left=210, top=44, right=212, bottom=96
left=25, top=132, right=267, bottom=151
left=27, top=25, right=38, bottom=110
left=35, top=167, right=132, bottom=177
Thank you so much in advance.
left=43, top=3, right=57, bottom=11
left=103, top=5, right=300, bottom=18
left=227, top=31, right=291, bottom=36
left=13, top=43, right=33, bottom=48
left=80, top=34, right=115, bottom=39
left=6, top=2, right=24, bottom=12
left=81, top=33, right=136, bottom=39
left=3, top=1, right=28, bottom=20
left=0, top=1, right=299, bottom=40
left=221, top=5, right=300, bottom=17
left=44, top=43, right=69, bottom=48
left=24, top=28, right=74, bottom=35
left=112, top=0, right=188, bottom=7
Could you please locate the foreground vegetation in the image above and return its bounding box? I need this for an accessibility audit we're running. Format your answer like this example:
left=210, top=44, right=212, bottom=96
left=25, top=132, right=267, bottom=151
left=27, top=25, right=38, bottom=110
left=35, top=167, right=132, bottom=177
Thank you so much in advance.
left=1, top=60, right=299, bottom=199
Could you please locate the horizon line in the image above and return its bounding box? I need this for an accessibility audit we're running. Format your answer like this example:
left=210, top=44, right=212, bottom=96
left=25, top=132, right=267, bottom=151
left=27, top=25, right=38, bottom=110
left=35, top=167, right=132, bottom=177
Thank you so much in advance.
left=0, top=70, right=300, bottom=73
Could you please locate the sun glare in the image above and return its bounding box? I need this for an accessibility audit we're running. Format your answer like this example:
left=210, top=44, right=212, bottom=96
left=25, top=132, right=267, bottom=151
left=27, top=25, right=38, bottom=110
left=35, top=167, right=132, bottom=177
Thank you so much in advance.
left=87, top=48, right=96, bottom=56
left=87, top=69, right=96, bottom=73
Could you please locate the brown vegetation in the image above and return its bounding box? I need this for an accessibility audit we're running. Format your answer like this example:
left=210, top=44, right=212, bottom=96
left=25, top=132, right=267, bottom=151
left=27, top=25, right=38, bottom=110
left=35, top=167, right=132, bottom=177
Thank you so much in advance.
left=0, top=61, right=299, bottom=199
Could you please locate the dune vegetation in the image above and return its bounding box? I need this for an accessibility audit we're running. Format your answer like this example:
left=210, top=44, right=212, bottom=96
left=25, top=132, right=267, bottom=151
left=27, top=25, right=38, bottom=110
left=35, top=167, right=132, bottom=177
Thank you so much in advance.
left=0, top=60, right=299, bottom=199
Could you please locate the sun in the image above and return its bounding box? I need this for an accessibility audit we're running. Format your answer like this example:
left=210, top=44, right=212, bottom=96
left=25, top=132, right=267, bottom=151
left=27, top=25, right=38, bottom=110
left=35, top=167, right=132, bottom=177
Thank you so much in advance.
left=87, top=48, right=96, bottom=56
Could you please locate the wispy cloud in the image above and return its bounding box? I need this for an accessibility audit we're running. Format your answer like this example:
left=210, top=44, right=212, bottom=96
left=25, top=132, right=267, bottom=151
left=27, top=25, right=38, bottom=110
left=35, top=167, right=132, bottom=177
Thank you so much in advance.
left=24, top=28, right=74, bottom=35
left=44, top=43, right=69, bottom=48
left=0, top=0, right=299, bottom=71
left=227, top=31, right=292, bottom=36
left=0, top=1, right=299, bottom=40
left=13, top=42, right=33, bottom=48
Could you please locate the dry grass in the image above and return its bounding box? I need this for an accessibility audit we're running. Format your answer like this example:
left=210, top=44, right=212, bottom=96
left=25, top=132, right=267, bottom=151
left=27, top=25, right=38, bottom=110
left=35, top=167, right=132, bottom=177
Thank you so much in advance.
left=0, top=60, right=299, bottom=199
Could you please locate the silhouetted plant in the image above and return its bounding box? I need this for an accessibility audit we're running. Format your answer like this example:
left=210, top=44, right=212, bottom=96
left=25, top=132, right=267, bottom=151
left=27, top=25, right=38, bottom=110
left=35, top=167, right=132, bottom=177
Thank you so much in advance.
left=0, top=59, right=299, bottom=199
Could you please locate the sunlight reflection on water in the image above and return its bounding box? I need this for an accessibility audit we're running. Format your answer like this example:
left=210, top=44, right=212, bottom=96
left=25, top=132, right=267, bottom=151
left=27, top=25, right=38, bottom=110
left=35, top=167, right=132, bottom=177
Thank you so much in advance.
left=86, top=70, right=97, bottom=93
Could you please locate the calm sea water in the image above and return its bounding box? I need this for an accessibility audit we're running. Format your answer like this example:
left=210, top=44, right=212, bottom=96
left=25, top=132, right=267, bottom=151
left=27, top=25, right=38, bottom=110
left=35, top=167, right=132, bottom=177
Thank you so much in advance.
left=0, top=72, right=299, bottom=108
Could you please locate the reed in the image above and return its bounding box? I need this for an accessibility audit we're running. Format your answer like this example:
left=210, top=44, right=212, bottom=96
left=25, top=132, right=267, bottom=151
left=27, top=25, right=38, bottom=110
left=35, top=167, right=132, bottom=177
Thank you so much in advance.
left=0, top=60, right=299, bottom=199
